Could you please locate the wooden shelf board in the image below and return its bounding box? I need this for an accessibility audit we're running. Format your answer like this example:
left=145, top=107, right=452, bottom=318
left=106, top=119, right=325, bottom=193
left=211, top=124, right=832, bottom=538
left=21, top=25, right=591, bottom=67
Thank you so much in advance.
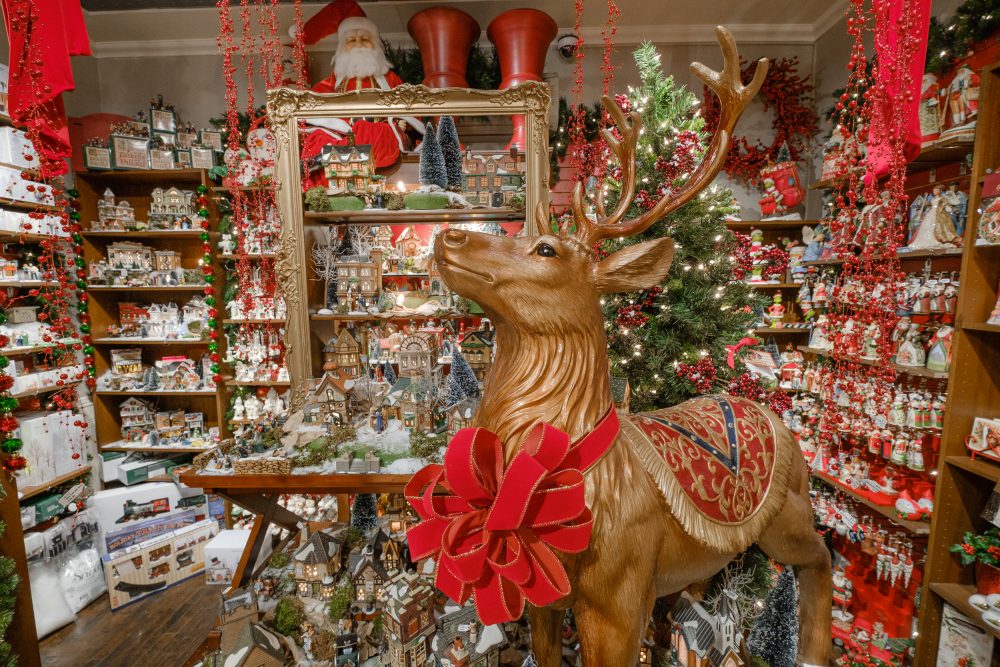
left=312, top=312, right=479, bottom=322
left=0, top=198, right=63, bottom=214
left=725, top=220, right=818, bottom=231
left=945, top=455, right=1000, bottom=482
left=0, top=230, right=63, bottom=244
left=963, top=321, right=1000, bottom=334
left=87, top=285, right=206, bottom=292
left=1, top=339, right=80, bottom=357
left=96, top=389, right=217, bottom=397
left=75, top=169, right=206, bottom=186
left=219, top=253, right=277, bottom=260
left=796, top=345, right=949, bottom=379
left=18, top=466, right=91, bottom=501
left=0, top=280, right=60, bottom=288
left=178, top=471, right=412, bottom=494
left=754, top=327, right=810, bottom=334
left=930, top=583, right=1000, bottom=641
left=800, top=246, right=963, bottom=267
left=911, top=137, right=975, bottom=166
left=225, top=380, right=291, bottom=387
left=304, top=208, right=523, bottom=225
left=383, top=272, right=428, bottom=278
left=91, top=337, right=209, bottom=345
left=813, top=471, right=930, bottom=534
left=11, top=379, right=82, bottom=399
left=222, top=319, right=285, bottom=325
left=81, top=230, right=206, bottom=239
left=213, top=185, right=275, bottom=193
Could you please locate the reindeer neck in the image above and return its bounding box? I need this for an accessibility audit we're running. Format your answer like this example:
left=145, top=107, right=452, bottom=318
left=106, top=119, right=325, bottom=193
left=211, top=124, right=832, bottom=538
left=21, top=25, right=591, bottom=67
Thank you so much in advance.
left=475, top=320, right=613, bottom=460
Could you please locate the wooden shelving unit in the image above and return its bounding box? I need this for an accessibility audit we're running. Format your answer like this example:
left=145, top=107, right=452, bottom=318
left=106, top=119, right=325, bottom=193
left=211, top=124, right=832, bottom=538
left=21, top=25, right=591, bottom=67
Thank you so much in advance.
left=916, top=60, right=1000, bottom=664
left=75, top=169, right=228, bottom=458
left=18, top=466, right=92, bottom=502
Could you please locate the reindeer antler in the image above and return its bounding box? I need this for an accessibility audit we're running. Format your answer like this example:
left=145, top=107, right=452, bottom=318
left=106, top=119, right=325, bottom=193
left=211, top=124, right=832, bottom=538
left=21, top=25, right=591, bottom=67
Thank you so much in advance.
left=572, top=26, right=768, bottom=247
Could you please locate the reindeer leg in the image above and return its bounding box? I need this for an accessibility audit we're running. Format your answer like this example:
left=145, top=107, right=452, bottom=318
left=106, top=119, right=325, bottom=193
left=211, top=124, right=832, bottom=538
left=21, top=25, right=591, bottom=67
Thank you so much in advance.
left=574, top=587, right=654, bottom=665
left=528, top=605, right=564, bottom=667
left=758, top=457, right=832, bottom=667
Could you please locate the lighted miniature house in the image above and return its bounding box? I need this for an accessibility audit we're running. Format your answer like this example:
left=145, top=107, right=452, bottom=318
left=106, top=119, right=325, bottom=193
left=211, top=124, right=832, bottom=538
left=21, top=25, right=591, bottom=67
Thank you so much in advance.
left=321, top=144, right=375, bottom=194
left=293, top=529, right=344, bottom=599
left=374, top=225, right=394, bottom=250
left=108, top=242, right=155, bottom=271
left=461, top=150, right=526, bottom=208
left=150, top=187, right=193, bottom=216
left=324, top=328, right=363, bottom=379
left=96, top=188, right=137, bottom=230
left=154, top=249, right=182, bottom=272
left=668, top=591, right=744, bottom=667
left=459, top=329, right=493, bottom=381
left=304, top=371, right=353, bottom=425
left=351, top=547, right=389, bottom=608
left=447, top=399, right=478, bottom=436
left=120, top=397, right=156, bottom=442
left=433, top=604, right=505, bottom=667
left=335, top=251, right=383, bottom=310
left=395, top=226, right=423, bottom=258
left=383, top=571, right=437, bottom=667
left=397, top=334, right=435, bottom=379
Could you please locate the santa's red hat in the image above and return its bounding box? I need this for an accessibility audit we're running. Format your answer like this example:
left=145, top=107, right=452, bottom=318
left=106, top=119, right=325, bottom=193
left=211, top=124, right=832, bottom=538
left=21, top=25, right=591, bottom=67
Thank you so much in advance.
left=291, top=0, right=367, bottom=46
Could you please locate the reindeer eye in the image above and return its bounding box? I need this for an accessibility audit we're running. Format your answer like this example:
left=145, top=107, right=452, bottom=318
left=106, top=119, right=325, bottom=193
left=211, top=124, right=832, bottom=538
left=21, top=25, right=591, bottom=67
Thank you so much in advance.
left=534, top=243, right=558, bottom=258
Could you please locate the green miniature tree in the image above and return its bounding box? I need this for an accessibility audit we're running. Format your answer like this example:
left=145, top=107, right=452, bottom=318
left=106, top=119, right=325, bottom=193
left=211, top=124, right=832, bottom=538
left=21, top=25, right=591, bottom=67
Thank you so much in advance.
left=268, top=552, right=290, bottom=569
left=747, top=568, right=798, bottom=667
left=272, top=596, right=306, bottom=636
left=437, top=116, right=463, bottom=191
left=409, top=430, right=446, bottom=463
left=351, top=493, right=379, bottom=532
left=304, top=186, right=331, bottom=212
left=418, top=121, right=447, bottom=189
left=326, top=581, right=353, bottom=622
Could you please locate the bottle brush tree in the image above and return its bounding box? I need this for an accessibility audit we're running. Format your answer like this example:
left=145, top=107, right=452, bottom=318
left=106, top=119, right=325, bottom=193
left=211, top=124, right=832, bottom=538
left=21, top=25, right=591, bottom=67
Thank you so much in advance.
left=438, top=116, right=464, bottom=191
left=419, top=121, right=447, bottom=189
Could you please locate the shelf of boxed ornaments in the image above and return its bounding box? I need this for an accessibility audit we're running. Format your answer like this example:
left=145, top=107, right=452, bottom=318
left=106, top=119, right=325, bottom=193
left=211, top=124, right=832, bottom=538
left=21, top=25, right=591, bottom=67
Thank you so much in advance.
left=74, top=168, right=206, bottom=188
left=812, top=469, right=931, bottom=535
left=945, top=454, right=1000, bottom=484
left=99, top=441, right=215, bottom=454
left=17, top=465, right=92, bottom=502
left=796, top=345, right=949, bottom=380
left=303, top=208, right=523, bottom=226
left=1, top=338, right=82, bottom=358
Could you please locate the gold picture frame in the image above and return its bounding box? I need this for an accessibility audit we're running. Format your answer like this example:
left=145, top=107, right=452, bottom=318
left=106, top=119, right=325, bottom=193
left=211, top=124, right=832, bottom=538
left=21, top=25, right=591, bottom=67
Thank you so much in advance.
left=266, top=82, right=552, bottom=408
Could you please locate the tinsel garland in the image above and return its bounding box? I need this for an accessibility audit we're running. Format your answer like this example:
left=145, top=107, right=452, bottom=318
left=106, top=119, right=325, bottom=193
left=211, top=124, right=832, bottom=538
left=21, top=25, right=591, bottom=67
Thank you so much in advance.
left=702, top=57, right=820, bottom=186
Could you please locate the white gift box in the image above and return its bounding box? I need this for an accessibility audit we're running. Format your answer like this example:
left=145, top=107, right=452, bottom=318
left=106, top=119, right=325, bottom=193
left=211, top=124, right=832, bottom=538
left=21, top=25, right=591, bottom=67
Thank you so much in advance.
left=0, top=210, right=68, bottom=237
left=51, top=410, right=85, bottom=477
left=204, top=529, right=251, bottom=585
left=0, top=164, right=56, bottom=205
left=0, top=127, right=38, bottom=169
left=13, top=411, right=57, bottom=489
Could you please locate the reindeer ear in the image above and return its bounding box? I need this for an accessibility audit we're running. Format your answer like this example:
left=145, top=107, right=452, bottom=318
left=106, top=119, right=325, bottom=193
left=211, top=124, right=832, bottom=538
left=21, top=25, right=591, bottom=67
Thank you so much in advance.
left=593, top=237, right=675, bottom=293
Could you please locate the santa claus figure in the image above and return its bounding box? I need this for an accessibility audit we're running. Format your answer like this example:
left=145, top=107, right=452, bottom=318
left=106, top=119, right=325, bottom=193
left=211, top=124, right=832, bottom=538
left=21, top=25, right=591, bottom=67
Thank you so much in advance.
left=298, top=5, right=424, bottom=183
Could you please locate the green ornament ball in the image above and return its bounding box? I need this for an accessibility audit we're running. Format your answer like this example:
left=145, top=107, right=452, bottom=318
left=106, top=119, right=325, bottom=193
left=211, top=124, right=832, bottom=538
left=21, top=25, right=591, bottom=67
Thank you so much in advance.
left=203, top=253, right=212, bottom=264
left=68, top=189, right=80, bottom=198
left=0, top=313, right=6, bottom=325
left=207, top=342, right=218, bottom=352
left=207, top=319, right=217, bottom=329
left=80, top=323, right=90, bottom=334
left=1, top=438, right=22, bottom=454
left=204, top=275, right=215, bottom=284
left=84, top=345, right=95, bottom=355
left=200, top=232, right=210, bottom=242
left=198, top=207, right=210, bottom=217
left=70, top=211, right=81, bottom=221
left=197, top=185, right=208, bottom=194
left=204, top=296, right=216, bottom=306
left=75, top=256, right=85, bottom=267
left=0, top=356, right=9, bottom=369
left=0, top=397, right=18, bottom=412
left=210, top=363, right=220, bottom=373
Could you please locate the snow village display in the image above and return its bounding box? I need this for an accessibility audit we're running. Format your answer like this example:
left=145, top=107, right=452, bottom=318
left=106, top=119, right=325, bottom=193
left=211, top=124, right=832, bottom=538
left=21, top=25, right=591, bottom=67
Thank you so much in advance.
left=113, top=396, right=214, bottom=450
left=87, top=240, right=201, bottom=287
left=101, top=348, right=216, bottom=393
left=103, top=298, right=212, bottom=340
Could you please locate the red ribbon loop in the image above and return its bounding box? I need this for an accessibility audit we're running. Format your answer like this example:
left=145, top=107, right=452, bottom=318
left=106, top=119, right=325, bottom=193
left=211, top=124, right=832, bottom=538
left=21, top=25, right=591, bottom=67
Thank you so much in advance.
left=404, top=406, right=620, bottom=624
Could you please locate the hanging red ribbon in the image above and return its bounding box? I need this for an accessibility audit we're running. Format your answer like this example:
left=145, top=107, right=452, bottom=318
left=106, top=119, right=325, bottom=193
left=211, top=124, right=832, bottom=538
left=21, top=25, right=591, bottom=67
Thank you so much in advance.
left=406, top=407, right=620, bottom=624
left=725, top=336, right=760, bottom=369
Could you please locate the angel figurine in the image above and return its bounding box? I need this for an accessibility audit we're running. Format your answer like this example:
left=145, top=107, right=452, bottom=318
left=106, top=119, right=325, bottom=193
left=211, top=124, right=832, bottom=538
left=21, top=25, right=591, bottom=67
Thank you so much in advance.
left=802, top=224, right=827, bottom=262
left=906, top=185, right=961, bottom=250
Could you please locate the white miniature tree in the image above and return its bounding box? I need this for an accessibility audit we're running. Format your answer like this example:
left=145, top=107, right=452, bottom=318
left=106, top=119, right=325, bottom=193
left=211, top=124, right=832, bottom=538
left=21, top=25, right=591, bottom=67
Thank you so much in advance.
left=349, top=225, right=376, bottom=260
left=311, top=227, right=340, bottom=306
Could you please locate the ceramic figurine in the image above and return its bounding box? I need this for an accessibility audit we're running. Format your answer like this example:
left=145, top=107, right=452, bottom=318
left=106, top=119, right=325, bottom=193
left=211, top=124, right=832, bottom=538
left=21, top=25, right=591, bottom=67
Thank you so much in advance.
left=895, top=323, right=926, bottom=367
left=766, top=293, right=786, bottom=328
left=802, top=224, right=827, bottom=262
left=809, top=314, right=832, bottom=350
left=925, top=325, right=953, bottom=373
left=861, top=322, right=880, bottom=360
left=907, top=185, right=961, bottom=250
left=219, top=233, right=236, bottom=254
left=233, top=396, right=245, bottom=420
left=943, top=184, right=969, bottom=237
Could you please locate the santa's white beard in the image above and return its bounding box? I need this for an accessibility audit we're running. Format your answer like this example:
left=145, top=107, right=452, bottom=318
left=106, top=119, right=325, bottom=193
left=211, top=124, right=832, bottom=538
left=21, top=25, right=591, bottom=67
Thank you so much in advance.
left=333, top=45, right=390, bottom=83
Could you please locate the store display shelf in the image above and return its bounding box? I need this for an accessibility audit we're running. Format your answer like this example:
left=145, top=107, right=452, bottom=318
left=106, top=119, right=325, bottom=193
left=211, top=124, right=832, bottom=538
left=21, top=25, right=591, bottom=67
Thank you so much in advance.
left=911, top=137, right=975, bottom=166
left=0, top=230, right=63, bottom=244
left=96, top=389, right=217, bottom=397
left=799, top=246, right=963, bottom=267
left=18, top=466, right=92, bottom=502
left=219, top=253, right=277, bottom=260
left=311, top=312, right=478, bottom=322
left=91, top=337, right=209, bottom=345
left=962, top=321, right=1000, bottom=334
left=383, top=272, right=429, bottom=278
left=746, top=282, right=803, bottom=289
left=81, top=229, right=207, bottom=239
left=813, top=471, right=930, bottom=535
left=0, top=198, right=64, bottom=214
left=10, top=379, right=82, bottom=399
left=1, top=339, right=81, bottom=357
left=0, top=280, right=60, bottom=288
left=796, top=345, right=949, bottom=379
left=223, top=318, right=285, bottom=325
left=100, top=443, right=214, bottom=453
left=213, top=185, right=276, bottom=193
left=945, top=455, right=1000, bottom=482
left=304, top=208, right=523, bottom=226
left=179, top=471, right=412, bottom=494
left=75, top=168, right=206, bottom=186
left=754, top=327, right=810, bottom=334
left=225, top=380, right=290, bottom=387
left=0, top=114, right=12, bottom=127
left=726, top=220, right=819, bottom=231
left=87, top=285, right=206, bottom=292
left=930, top=583, right=1000, bottom=641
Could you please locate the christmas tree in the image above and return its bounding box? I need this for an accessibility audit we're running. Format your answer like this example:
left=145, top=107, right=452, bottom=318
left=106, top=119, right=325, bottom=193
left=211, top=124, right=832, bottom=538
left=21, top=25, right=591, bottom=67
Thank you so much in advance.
left=448, top=349, right=480, bottom=401
left=594, top=42, right=766, bottom=411
left=382, top=360, right=397, bottom=386
left=351, top=493, right=378, bottom=532
left=746, top=568, right=799, bottom=667
left=438, top=116, right=463, bottom=191
left=419, top=121, right=447, bottom=189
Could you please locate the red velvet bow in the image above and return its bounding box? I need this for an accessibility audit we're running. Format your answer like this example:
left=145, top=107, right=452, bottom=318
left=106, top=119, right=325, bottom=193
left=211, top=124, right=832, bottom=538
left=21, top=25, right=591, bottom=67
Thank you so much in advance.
left=405, top=407, right=620, bottom=625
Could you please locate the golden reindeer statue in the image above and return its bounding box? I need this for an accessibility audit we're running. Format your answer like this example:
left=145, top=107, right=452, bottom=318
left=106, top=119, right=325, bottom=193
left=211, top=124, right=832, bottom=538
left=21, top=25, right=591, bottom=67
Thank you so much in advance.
left=426, top=27, right=831, bottom=666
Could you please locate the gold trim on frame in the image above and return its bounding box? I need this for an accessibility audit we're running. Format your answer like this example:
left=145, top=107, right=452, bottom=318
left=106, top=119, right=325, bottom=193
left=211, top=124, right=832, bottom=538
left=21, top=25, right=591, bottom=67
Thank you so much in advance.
left=266, top=82, right=552, bottom=408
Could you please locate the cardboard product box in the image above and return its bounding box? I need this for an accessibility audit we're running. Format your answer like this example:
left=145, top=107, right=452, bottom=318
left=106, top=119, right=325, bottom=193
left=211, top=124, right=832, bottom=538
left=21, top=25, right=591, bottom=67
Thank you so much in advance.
left=49, top=410, right=84, bottom=477
left=103, top=508, right=198, bottom=553
left=0, top=127, right=38, bottom=169
left=89, top=482, right=183, bottom=535
left=98, top=451, right=128, bottom=483
left=190, top=146, right=215, bottom=169
left=0, top=63, right=8, bottom=116
left=117, top=454, right=186, bottom=486
left=204, top=529, right=251, bottom=585
left=30, top=493, right=65, bottom=523
left=149, top=148, right=175, bottom=170
left=110, top=135, right=149, bottom=170
left=13, top=411, right=56, bottom=489
left=0, top=164, right=56, bottom=205
left=103, top=518, right=218, bottom=610
left=83, top=145, right=112, bottom=171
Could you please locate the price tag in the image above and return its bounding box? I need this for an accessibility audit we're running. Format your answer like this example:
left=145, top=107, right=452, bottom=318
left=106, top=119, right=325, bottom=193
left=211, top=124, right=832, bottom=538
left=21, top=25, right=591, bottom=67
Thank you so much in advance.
left=58, top=483, right=86, bottom=508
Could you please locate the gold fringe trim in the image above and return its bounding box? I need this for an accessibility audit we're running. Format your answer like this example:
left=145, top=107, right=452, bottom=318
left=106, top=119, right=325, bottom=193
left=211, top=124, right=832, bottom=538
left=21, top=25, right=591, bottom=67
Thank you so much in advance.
left=620, top=401, right=794, bottom=554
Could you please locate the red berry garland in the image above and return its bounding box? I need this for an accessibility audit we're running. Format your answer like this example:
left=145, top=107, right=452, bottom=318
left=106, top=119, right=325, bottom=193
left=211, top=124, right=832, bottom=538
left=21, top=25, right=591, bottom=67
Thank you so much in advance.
left=676, top=358, right=718, bottom=393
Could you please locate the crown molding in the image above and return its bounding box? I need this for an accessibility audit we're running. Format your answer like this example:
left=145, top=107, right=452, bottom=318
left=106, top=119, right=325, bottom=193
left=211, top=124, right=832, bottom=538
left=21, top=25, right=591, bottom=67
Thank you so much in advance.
left=811, top=0, right=850, bottom=40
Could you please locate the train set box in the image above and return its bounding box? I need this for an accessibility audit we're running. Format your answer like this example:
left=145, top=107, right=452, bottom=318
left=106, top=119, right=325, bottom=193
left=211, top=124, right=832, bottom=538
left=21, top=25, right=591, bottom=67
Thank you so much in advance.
left=102, top=518, right=218, bottom=610
left=89, top=482, right=184, bottom=553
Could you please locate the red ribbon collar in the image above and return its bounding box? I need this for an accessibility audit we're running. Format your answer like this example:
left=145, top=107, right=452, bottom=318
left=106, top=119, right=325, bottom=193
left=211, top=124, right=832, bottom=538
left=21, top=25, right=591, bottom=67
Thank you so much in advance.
left=404, top=406, right=620, bottom=624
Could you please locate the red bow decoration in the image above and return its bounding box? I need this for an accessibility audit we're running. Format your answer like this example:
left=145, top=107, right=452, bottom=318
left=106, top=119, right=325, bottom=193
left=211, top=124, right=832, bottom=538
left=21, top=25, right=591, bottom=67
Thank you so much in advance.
left=725, top=336, right=760, bottom=368
left=405, top=407, right=619, bottom=625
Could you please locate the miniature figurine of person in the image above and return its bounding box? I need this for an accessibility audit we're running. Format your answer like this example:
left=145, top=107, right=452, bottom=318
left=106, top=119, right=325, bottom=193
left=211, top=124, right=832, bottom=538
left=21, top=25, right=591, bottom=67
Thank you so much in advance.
left=375, top=408, right=384, bottom=433
left=907, top=185, right=961, bottom=249
left=233, top=396, right=245, bottom=421
left=766, top=294, right=786, bottom=328
left=895, top=323, right=927, bottom=367
left=943, top=184, right=969, bottom=237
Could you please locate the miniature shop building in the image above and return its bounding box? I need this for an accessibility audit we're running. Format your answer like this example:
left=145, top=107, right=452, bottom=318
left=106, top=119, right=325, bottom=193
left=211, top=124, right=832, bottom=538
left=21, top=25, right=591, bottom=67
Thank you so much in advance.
left=351, top=547, right=389, bottom=607
left=154, top=249, right=182, bottom=271
left=395, top=226, right=423, bottom=258
left=108, top=242, right=154, bottom=270
left=120, top=397, right=156, bottom=441
left=374, top=225, right=394, bottom=250
left=384, top=571, right=437, bottom=667
left=668, top=591, right=743, bottom=667
left=397, top=334, right=435, bottom=379
left=335, top=252, right=383, bottom=309
left=293, top=529, right=344, bottom=599
left=229, top=623, right=286, bottom=667
left=458, top=329, right=493, bottom=381
left=304, top=372, right=353, bottom=425
left=150, top=187, right=194, bottom=216
left=96, top=188, right=136, bottom=230
left=219, top=588, right=259, bottom=656
left=447, top=399, right=478, bottom=437
left=461, top=150, right=525, bottom=208
left=324, top=328, right=363, bottom=378
left=320, top=144, right=375, bottom=194
left=433, top=605, right=505, bottom=667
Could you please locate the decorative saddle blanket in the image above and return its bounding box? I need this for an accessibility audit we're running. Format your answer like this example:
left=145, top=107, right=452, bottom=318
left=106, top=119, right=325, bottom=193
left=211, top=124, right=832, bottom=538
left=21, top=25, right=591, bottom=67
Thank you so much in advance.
left=620, top=395, right=792, bottom=553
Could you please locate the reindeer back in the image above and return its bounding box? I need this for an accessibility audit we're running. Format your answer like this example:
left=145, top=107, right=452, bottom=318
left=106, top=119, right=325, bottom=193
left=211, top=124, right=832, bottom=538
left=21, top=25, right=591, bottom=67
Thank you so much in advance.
left=618, top=395, right=794, bottom=553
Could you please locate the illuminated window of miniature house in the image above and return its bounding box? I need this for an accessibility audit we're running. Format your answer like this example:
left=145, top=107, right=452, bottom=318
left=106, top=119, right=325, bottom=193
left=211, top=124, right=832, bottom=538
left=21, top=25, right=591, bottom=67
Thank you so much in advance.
left=321, top=576, right=335, bottom=600
left=375, top=587, right=385, bottom=601
left=356, top=587, right=366, bottom=601
left=638, top=646, right=651, bottom=665
left=298, top=581, right=309, bottom=595
left=389, top=518, right=403, bottom=533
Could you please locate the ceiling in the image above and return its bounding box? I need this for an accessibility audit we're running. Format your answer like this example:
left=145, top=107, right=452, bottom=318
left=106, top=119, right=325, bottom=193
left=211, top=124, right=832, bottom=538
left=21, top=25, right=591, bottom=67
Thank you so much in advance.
left=81, top=0, right=848, bottom=57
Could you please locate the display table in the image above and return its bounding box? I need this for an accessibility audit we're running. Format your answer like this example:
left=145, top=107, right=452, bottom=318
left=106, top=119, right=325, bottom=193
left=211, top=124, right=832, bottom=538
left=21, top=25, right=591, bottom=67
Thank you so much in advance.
left=178, top=472, right=411, bottom=588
